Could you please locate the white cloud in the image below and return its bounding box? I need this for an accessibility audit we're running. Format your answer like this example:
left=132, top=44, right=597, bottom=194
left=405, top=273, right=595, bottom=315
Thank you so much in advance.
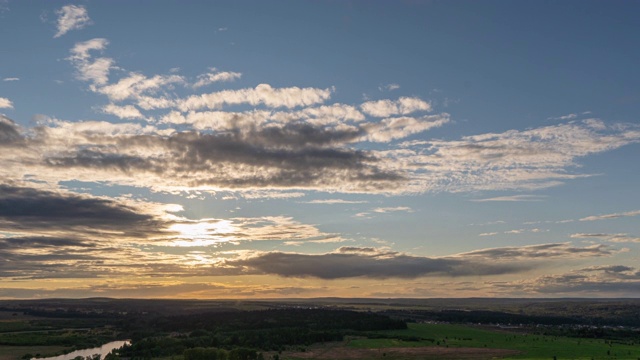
left=479, top=232, right=498, bottom=237
left=397, top=120, right=640, bottom=193
left=176, top=84, right=332, bottom=111
left=193, top=69, right=242, bottom=88
left=356, top=206, right=413, bottom=218
left=379, top=83, right=400, bottom=92
left=69, top=38, right=108, bottom=61
left=472, top=195, right=547, bottom=202
left=54, top=5, right=91, bottom=38
left=98, top=73, right=185, bottom=102
left=362, top=114, right=449, bottom=142
left=0, top=97, right=13, bottom=109
left=372, top=206, right=413, bottom=213
left=548, top=113, right=578, bottom=121
left=305, top=199, right=368, bottom=204
left=68, top=38, right=113, bottom=86
left=102, top=104, right=145, bottom=120
left=580, top=209, right=640, bottom=222
left=361, top=97, right=431, bottom=117
left=2, top=78, right=19, bottom=82
left=570, top=233, right=640, bottom=243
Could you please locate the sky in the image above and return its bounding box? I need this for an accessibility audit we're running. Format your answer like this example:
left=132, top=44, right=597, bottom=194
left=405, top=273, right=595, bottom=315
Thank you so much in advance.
left=1, top=0, right=639, bottom=299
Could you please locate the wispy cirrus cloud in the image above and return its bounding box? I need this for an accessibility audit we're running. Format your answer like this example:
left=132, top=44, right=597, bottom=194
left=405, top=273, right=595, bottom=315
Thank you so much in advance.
left=379, top=83, right=400, bottom=92
left=2, top=77, right=19, bottom=82
left=304, top=199, right=369, bottom=204
left=193, top=68, right=242, bottom=88
left=570, top=233, right=640, bottom=243
left=496, top=265, right=640, bottom=296
left=454, top=242, right=613, bottom=260
left=472, top=195, right=547, bottom=202
left=579, top=210, right=640, bottom=222
left=54, top=4, right=91, bottom=38
left=355, top=206, right=413, bottom=218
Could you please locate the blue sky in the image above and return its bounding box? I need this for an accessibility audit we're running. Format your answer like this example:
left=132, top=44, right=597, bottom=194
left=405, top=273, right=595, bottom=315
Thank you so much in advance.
left=0, top=0, right=639, bottom=299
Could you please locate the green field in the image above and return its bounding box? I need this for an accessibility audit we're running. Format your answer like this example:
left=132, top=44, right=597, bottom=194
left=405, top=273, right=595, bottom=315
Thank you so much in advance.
left=349, top=323, right=640, bottom=360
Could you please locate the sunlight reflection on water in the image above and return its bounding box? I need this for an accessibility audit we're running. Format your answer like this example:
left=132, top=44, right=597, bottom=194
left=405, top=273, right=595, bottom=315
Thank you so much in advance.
left=32, top=340, right=130, bottom=360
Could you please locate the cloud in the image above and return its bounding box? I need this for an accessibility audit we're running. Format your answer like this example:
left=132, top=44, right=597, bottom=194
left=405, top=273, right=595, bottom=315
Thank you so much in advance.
left=362, top=114, right=450, bottom=142
left=0, top=183, right=344, bottom=279
left=176, top=84, right=332, bottom=111
left=32, top=121, right=405, bottom=193
left=2, top=77, right=19, bottom=82
left=570, top=233, right=640, bottom=243
left=361, top=97, right=431, bottom=117
left=48, top=34, right=640, bottom=196
left=372, top=206, right=413, bottom=213
left=228, top=242, right=613, bottom=280
left=0, top=97, right=13, bottom=109
left=54, top=4, right=91, bottom=38
left=231, top=249, right=529, bottom=279
left=193, top=69, right=242, bottom=88
left=97, top=72, right=186, bottom=102
left=355, top=206, right=413, bottom=218
left=547, top=113, right=578, bottom=121
left=478, top=232, right=498, bottom=237
left=305, top=199, right=368, bottom=204
left=0, top=184, right=158, bottom=235
left=0, top=115, right=24, bottom=144
left=499, top=266, right=640, bottom=296
left=398, top=119, right=640, bottom=192
left=454, top=242, right=614, bottom=260
left=379, top=84, right=400, bottom=92
left=101, top=104, right=146, bottom=120
left=579, top=209, right=640, bottom=222
left=471, top=195, right=547, bottom=202
left=68, top=38, right=113, bottom=85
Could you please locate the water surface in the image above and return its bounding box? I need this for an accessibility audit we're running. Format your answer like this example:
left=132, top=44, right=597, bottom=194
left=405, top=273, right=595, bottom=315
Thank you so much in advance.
left=33, top=340, right=130, bottom=360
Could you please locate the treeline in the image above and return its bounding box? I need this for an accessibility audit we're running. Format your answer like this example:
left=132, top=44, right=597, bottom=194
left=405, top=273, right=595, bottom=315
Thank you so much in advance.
left=117, top=308, right=406, bottom=358
left=380, top=309, right=633, bottom=327
left=0, top=331, right=114, bottom=348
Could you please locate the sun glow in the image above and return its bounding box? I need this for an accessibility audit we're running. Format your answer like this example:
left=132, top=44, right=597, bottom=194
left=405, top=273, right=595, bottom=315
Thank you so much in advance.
left=169, top=220, right=237, bottom=247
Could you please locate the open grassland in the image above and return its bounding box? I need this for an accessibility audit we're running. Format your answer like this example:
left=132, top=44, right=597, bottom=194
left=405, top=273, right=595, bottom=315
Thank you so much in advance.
left=0, top=346, right=69, bottom=360
left=348, top=323, right=640, bottom=360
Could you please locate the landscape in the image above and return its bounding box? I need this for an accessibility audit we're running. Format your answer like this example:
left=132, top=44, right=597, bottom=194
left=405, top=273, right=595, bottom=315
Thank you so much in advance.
left=1, top=1, right=639, bottom=359
left=1, top=298, right=639, bottom=360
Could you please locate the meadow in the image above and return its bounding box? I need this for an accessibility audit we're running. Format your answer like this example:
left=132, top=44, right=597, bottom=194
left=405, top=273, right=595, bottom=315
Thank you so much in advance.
left=346, top=323, right=640, bottom=360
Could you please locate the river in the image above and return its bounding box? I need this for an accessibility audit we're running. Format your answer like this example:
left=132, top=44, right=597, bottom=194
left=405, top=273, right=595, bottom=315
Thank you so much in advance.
left=32, top=340, right=130, bottom=360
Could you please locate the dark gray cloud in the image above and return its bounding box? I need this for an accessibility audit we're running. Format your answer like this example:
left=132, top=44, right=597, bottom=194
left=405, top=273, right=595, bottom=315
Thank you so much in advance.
left=230, top=251, right=530, bottom=279
left=241, top=123, right=364, bottom=149
left=0, top=115, right=23, bottom=144
left=45, top=148, right=158, bottom=173
left=0, top=236, right=93, bottom=249
left=456, top=243, right=613, bottom=259
left=42, top=129, right=405, bottom=191
left=0, top=184, right=156, bottom=232
left=495, top=266, right=640, bottom=296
